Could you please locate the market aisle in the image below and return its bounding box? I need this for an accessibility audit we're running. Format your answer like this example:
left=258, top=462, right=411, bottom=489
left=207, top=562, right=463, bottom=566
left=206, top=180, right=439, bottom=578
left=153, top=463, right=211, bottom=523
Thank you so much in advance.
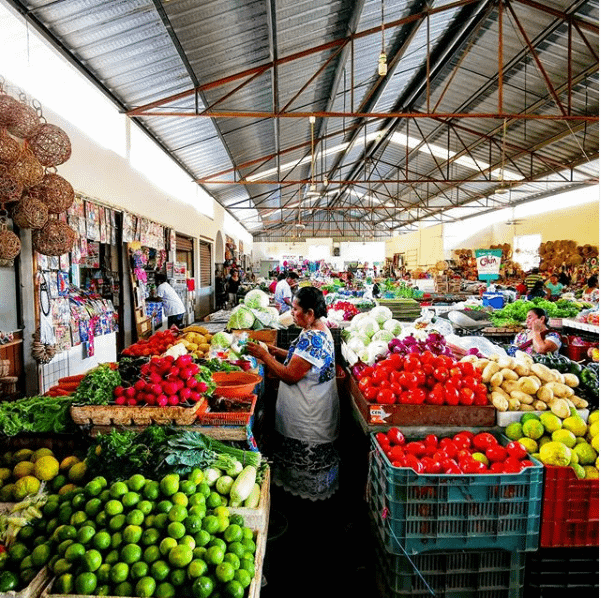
left=261, top=484, right=377, bottom=598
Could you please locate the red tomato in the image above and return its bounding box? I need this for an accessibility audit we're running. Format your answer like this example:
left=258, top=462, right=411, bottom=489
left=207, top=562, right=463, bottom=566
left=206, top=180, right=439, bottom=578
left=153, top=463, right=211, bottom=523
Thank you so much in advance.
left=506, top=441, right=528, bottom=460
left=456, top=449, right=472, bottom=462
left=459, top=387, right=475, bottom=406
left=404, top=372, right=419, bottom=389
left=389, top=445, right=405, bottom=462
left=472, top=432, right=497, bottom=452
left=420, top=351, right=435, bottom=364
left=434, top=354, right=453, bottom=369
left=443, top=384, right=460, bottom=405
left=407, top=388, right=426, bottom=404
left=396, top=371, right=410, bottom=389
left=404, top=356, right=421, bottom=372
left=358, top=377, right=373, bottom=393
left=502, top=457, right=524, bottom=474
left=461, top=459, right=488, bottom=474
left=425, top=434, right=439, bottom=447
left=389, top=383, right=404, bottom=397
left=448, top=366, right=461, bottom=380
left=422, top=363, right=435, bottom=377
left=461, top=376, right=478, bottom=392
left=364, top=386, right=379, bottom=402
left=386, top=427, right=405, bottom=446
left=386, top=353, right=404, bottom=370
left=413, top=369, right=426, bottom=388
left=371, top=368, right=390, bottom=385
left=405, top=441, right=427, bottom=458
left=377, top=388, right=395, bottom=404
left=489, top=462, right=506, bottom=473
left=458, top=361, right=475, bottom=376
left=475, top=383, right=488, bottom=395
left=486, top=445, right=508, bottom=463
left=361, top=366, right=374, bottom=378
left=473, top=394, right=489, bottom=406
left=433, top=367, right=449, bottom=383
left=444, top=462, right=463, bottom=474
left=451, top=434, right=471, bottom=451
left=375, top=432, right=390, bottom=449
left=420, top=457, right=442, bottom=474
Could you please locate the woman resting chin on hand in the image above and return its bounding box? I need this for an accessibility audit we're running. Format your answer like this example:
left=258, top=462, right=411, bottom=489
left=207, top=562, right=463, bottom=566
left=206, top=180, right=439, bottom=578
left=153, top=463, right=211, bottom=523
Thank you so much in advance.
left=512, top=308, right=562, bottom=355
left=246, top=286, right=339, bottom=501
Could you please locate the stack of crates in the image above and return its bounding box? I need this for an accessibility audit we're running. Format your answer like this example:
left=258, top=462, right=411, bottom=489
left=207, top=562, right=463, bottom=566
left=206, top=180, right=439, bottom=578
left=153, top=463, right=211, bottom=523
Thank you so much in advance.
left=368, top=433, right=544, bottom=597
left=524, top=464, right=599, bottom=597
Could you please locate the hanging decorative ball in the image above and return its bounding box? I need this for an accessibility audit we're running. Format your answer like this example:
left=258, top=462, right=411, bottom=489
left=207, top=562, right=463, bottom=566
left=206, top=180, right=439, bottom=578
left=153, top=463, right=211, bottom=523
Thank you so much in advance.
left=28, top=172, right=75, bottom=214
left=0, top=223, right=21, bottom=260
left=0, top=172, right=24, bottom=204
left=0, top=93, right=20, bottom=128
left=12, top=195, right=49, bottom=229
left=27, top=123, right=71, bottom=167
left=0, top=128, right=21, bottom=167
left=8, top=147, right=45, bottom=188
left=7, top=102, right=41, bottom=139
left=32, top=218, right=77, bottom=256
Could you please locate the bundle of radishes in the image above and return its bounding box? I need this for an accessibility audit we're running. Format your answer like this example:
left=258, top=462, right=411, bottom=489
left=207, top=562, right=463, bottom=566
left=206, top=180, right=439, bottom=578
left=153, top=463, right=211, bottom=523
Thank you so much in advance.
left=113, top=354, right=210, bottom=407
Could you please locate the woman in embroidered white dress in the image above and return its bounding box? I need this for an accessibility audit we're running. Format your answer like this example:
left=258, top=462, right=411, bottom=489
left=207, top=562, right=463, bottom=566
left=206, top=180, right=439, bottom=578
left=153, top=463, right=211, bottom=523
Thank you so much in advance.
left=246, top=286, right=339, bottom=501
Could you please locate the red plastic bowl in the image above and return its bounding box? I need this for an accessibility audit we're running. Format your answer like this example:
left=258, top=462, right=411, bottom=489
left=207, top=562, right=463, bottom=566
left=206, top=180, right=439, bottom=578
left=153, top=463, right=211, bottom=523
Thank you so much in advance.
left=211, top=371, right=262, bottom=398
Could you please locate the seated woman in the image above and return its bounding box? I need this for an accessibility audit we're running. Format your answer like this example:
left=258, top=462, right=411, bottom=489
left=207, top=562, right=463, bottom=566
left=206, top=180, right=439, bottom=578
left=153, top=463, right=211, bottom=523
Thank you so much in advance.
left=582, top=275, right=599, bottom=303
left=544, top=273, right=564, bottom=301
left=512, top=308, right=562, bottom=355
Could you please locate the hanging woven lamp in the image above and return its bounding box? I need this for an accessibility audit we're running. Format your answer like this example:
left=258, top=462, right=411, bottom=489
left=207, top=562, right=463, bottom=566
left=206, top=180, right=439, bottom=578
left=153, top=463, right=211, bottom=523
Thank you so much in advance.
left=8, top=146, right=45, bottom=188
left=0, top=93, right=20, bottom=128
left=0, top=208, right=20, bottom=260
left=28, top=172, right=75, bottom=214
left=0, top=171, right=24, bottom=204
left=7, top=101, right=41, bottom=139
left=32, top=217, right=77, bottom=256
left=12, top=195, right=49, bottom=229
left=0, top=128, right=21, bottom=167
left=28, top=123, right=71, bottom=167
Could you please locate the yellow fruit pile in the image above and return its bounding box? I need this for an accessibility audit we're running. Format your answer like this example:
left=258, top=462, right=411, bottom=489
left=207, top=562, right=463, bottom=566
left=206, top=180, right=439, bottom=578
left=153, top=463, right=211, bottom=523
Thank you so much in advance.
left=0, top=448, right=87, bottom=501
left=172, top=326, right=213, bottom=359
left=505, top=409, right=599, bottom=479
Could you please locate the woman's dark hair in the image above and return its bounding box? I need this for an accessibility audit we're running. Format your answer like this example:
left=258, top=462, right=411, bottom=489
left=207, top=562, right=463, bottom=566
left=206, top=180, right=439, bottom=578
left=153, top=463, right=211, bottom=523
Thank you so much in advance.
left=230, top=268, right=238, bottom=276
left=277, top=271, right=287, bottom=281
left=529, top=307, right=548, bottom=324
left=155, top=272, right=167, bottom=285
left=294, top=286, right=327, bottom=319
left=587, top=275, right=598, bottom=288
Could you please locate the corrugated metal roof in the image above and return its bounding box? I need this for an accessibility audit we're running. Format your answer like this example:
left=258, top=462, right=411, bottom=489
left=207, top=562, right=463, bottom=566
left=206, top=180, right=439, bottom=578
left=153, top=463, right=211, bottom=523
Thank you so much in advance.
left=4, top=0, right=598, bottom=240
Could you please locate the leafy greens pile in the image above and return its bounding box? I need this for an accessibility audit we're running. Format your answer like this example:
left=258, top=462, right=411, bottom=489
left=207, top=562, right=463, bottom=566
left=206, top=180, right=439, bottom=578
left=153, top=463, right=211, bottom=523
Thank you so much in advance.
left=72, top=364, right=122, bottom=405
left=0, top=395, right=77, bottom=436
left=489, top=298, right=582, bottom=327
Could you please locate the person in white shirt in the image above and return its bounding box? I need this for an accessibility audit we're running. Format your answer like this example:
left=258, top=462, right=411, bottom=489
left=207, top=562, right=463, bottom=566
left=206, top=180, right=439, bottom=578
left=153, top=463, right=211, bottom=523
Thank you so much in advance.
left=274, top=271, right=299, bottom=313
left=155, top=273, right=186, bottom=328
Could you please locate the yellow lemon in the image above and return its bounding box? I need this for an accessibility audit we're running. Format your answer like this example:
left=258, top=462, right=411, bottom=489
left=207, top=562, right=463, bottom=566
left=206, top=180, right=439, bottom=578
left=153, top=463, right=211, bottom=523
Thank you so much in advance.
left=32, top=448, right=54, bottom=462
left=14, top=476, right=41, bottom=500
left=60, top=456, right=81, bottom=472
left=13, top=461, right=35, bottom=479
left=34, top=455, right=60, bottom=481
left=69, top=462, right=87, bottom=483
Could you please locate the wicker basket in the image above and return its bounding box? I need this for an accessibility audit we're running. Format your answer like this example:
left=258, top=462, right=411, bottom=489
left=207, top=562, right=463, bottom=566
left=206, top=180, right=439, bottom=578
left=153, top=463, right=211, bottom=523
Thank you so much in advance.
left=0, top=93, right=20, bottom=128
left=28, top=123, right=71, bottom=167
left=0, top=128, right=21, bottom=167
left=7, top=102, right=40, bottom=139
left=12, top=195, right=48, bottom=229
left=70, top=400, right=207, bottom=426
left=0, top=225, right=21, bottom=260
left=28, top=172, right=75, bottom=214
left=0, top=376, right=18, bottom=395
left=0, top=172, right=24, bottom=204
left=0, top=360, right=9, bottom=377
left=8, top=147, right=44, bottom=188
left=32, top=218, right=77, bottom=255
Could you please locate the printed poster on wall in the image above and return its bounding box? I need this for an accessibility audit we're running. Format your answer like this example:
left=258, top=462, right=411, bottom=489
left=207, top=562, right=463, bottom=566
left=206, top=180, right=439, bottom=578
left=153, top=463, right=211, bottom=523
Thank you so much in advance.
left=475, top=249, right=503, bottom=281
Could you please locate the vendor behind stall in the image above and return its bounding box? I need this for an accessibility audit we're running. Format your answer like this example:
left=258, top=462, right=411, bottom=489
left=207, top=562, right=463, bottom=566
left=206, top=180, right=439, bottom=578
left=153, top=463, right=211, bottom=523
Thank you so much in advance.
left=511, top=308, right=562, bottom=355
left=582, top=275, right=599, bottom=303
left=544, top=273, right=564, bottom=300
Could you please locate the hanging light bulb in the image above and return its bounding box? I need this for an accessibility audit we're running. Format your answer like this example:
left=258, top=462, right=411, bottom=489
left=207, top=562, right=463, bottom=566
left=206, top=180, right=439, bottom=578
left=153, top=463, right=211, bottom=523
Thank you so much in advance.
left=378, top=0, right=387, bottom=76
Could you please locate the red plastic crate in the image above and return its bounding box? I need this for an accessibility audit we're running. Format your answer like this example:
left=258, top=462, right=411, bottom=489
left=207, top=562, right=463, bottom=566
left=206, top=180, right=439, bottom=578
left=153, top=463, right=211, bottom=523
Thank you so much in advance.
left=540, top=465, right=599, bottom=548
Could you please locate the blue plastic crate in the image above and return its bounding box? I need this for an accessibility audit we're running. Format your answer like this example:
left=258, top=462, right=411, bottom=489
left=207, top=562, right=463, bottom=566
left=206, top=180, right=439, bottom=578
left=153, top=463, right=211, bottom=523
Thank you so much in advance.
left=373, top=531, right=526, bottom=598
left=482, top=293, right=505, bottom=309
left=369, top=434, right=543, bottom=555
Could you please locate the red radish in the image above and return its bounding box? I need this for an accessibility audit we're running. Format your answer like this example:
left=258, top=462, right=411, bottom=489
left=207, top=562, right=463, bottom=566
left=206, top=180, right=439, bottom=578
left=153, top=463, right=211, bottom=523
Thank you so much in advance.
left=145, top=395, right=157, bottom=406
left=168, top=396, right=179, bottom=406
left=134, top=379, right=146, bottom=391
left=168, top=366, right=180, bottom=377
left=125, top=387, right=136, bottom=398
left=114, top=396, right=127, bottom=405
left=179, top=387, right=192, bottom=401
left=177, top=355, right=193, bottom=367
left=175, top=379, right=185, bottom=391
left=114, top=386, right=125, bottom=397
left=150, top=383, right=162, bottom=396
left=157, top=395, right=169, bottom=407
left=162, top=382, right=178, bottom=396
left=149, top=372, right=162, bottom=384
left=127, top=398, right=138, bottom=406
left=189, top=391, right=201, bottom=402
left=197, top=381, right=208, bottom=393
left=186, top=377, right=198, bottom=389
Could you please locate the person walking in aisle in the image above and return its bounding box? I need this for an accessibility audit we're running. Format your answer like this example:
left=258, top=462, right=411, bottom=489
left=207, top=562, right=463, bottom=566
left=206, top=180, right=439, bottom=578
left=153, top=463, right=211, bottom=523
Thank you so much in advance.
left=226, top=268, right=241, bottom=307
left=154, top=272, right=186, bottom=328
left=274, top=271, right=299, bottom=313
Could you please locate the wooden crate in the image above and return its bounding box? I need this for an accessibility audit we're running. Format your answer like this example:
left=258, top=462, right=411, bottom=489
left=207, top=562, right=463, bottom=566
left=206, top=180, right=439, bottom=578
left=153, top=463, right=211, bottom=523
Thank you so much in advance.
left=2, top=566, right=50, bottom=598
left=70, top=400, right=207, bottom=426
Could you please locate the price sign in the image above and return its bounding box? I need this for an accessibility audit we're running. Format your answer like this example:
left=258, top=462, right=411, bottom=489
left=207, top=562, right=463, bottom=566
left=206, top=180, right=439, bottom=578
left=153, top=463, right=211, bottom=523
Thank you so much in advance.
left=475, top=249, right=503, bottom=281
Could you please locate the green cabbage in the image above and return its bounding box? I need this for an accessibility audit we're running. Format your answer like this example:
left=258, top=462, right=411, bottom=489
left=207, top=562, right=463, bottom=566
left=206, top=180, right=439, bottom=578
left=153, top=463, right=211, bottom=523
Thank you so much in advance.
left=370, top=305, right=393, bottom=325
left=243, top=289, right=269, bottom=309
left=211, top=331, right=233, bottom=348
left=227, top=306, right=256, bottom=330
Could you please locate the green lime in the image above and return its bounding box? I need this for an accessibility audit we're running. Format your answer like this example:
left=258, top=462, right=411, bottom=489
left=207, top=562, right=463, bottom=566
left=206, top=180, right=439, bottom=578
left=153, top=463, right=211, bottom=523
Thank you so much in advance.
left=127, top=474, right=146, bottom=492
left=51, top=558, right=72, bottom=576
left=223, top=524, right=243, bottom=543
left=188, top=493, right=206, bottom=507
left=169, top=568, right=187, bottom=587
left=143, top=545, right=161, bottom=564
left=155, top=581, right=176, bottom=598
left=110, top=562, right=129, bottom=584
left=122, top=491, right=140, bottom=509
left=179, top=480, right=197, bottom=496
left=206, top=491, right=221, bottom=509
left=126, top=509, right=145, bottom=526
left=105, top=499, right=124, bottom=517
left=137, top=500, right=153, bottom=516
left=205, top=545, right=224, bottom=566
left=189, top=505, right=206, bottom=519
left=184, top=515, right=203, bottom=534
left=135, top=576, right=156, bottom=598
left=143, top=481, right=160, bottom=501
left=58, top=505, right=73, bottom=524
left=228, top=542, right=246, bottom=559
left=224, top=553, right=240, bottom=570
left=241, top=538, right=256, bottom=554
left=168, top=545, right=193, bottom=568
left=111, top=531, right=123, bottom=549
left=108, top=514, right=126, bottom=531
left=20, top=568, right=38, bottom=585
left=187, top=468, right=204, bottom=485
left=159, top=537, right=178, bottom=556
left=72, top=493, right=87, bottom=509
left=216, top=515, right=230, bottom=533
left=150, top=559, right=170, bottom=582
left=95, top=511, right=108, bottom=527
left=74, top=572, right=97, bottom=595
left=84, top=480, right=102, bottom=498
left=58, top=539, right=74, bottom=556
left=85, top=498, right=103, bottom=518
left=92, top=531, right=111, bottom=551
left=192, top=575, right=214, bottom=598
left=201, top=515, right=219, bottom=534
left=141, top=528, right=161, bottom=546
left=113, top=581, right=134, bottom=597
left=154, top=513, right=168, bottom=530
left=241, top=527, right=254, bottom=541
left=70, top=510, right=88, bottom=527
left=96, top=563, right=111, bottom=584
left=130, top=561, right=149, bottom=580
left=171, top=491, right=188, bottom=507
left=156, top=500, right=172, bottom=514
left=159, top=474, right=180, bottom=497
left=209, top=537, right=226, bottom=552
left=215, top=561, right=235, bottom=583
left=196, top=483, right=210, bottom=498
left=77, top=525, right=96, bottom=544
left=224, top=579, right=245, bottom=598
left=188, top=559, right=208, bottom=579
left=54, top=573, right=74, bottom=594
left=64, top=542, right=86, bottom=563
left=82, top=549, right=102, bottom=572
left=93, top=476, right=108, bottom=489
left=123, top=524, right=143, bottom=544
left=104, top=549, right=120, bottom=565
left=120, top=543, right=143, bottom=565
left=167, top=521, right=186, bottom=539
left=20, top=555, right=34, bottom=571
left=194, top=530, right=211, bottom=547
left=99, top=489, right=111, bottom=502
left=168, top=504, right=188, bottom=523
left=179, top=535, right=196, bottom=550
left=31, top=543, right=52, bottom=567
left=96, top=584, right=110, bottom=596
left=109, top=481, right=128, bottom=499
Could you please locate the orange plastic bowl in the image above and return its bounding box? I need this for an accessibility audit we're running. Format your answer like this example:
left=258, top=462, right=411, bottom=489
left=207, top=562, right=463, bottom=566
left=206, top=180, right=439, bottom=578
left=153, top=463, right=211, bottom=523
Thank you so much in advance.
left=211, top=371, right=262, bottom=398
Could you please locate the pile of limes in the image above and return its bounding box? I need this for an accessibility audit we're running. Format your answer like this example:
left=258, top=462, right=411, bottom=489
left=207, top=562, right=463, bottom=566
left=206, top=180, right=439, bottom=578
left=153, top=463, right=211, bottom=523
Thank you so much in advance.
left=0, top=470, right=256, bottom=598
left=0, top=448, right=86, bottom=502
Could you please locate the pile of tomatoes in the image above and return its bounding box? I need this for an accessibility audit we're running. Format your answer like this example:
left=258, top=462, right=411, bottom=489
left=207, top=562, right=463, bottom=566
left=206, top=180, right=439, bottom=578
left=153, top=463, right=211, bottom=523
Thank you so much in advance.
left=376, top=428, right=534, bottom=474
left=356, top=351, right=488, bottom=406
left=121, top=329, right=178, bottom=357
